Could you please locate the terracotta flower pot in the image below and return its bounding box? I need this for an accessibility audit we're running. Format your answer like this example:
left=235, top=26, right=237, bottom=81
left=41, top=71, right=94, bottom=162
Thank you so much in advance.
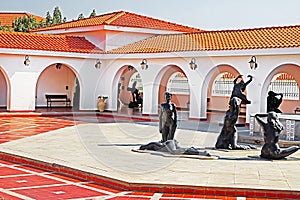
left=97, top=97, right=107, bottom=112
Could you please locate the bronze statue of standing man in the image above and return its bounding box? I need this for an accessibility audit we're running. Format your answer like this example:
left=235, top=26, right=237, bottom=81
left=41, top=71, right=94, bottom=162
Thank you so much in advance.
left=159, top=92, right=177, bottom=142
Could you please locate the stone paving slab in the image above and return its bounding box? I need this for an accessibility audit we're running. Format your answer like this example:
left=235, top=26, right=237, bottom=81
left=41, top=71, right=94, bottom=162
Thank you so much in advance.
left=0, top=122, right=300, bottom=192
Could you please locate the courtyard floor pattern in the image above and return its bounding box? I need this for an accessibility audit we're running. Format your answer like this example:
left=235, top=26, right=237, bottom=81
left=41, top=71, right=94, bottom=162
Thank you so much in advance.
left=0, top=116, right=85, bottom=144
left=0, top=116, right=283, bottom=199
left=0, top=159, right=280, bottom=200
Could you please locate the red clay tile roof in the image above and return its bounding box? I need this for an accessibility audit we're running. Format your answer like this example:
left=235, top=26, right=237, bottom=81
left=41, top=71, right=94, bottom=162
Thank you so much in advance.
left=0, top=31, right=103, bottom=54
left=31, top=11, right=203, bottom=33
left=108, top=25, right=300, bottom=53
left=0, top=12, right=45, bottom=27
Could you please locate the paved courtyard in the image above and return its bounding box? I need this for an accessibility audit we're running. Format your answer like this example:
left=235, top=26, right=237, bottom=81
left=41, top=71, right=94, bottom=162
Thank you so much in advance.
left=0, top=113, right=299, bottom=199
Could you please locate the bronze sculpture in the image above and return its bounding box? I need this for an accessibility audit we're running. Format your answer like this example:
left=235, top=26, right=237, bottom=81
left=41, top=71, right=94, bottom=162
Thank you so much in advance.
left=159, top=92, right=177, bottom=142
left=267, top=91, right=283, bottom=113
left=215, top=74, right=255, bottom=150
left=231, top=74, right=253, bottom=104
left=215, top=97, right=255, bottom=149
left=139, top=140, right=211, bottom=156
left=255, top=112, right=299, bottom=159
left=137, top=91, right=212, bottom=157
left=127, top=81, right=143, bottom=108
left=138, top=92, right=212, bottom=157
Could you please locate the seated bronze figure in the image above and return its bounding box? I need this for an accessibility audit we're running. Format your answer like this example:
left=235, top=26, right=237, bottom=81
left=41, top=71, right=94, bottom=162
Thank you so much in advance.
left=267, top=91, right=283, bottom=113
left=255, top=112, right=299, bottom=159
left=215, top=97, right=255, bottom=150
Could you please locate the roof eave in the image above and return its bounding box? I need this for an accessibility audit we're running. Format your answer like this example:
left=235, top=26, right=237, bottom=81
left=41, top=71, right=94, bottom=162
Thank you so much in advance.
left=32, top=24, right=193, bottom=35
left=103, top=47, right=300, bottom=59
left=0, top=48, right=103, bottom=59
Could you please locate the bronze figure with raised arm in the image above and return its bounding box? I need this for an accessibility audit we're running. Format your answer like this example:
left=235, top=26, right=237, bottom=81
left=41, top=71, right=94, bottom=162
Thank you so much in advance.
left=255, top=112, right=299, bottom=159
left=231, top=74, right=253, bottom=104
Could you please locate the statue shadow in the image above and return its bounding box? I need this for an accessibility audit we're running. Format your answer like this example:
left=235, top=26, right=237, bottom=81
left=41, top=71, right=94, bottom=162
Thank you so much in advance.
left=205, top=154, right=300, bottom=161
left=96, top=144, right=300, bottom=162
left=97, top=143, right=144, bottom=147
left=205, top=147, right=300, bottom=161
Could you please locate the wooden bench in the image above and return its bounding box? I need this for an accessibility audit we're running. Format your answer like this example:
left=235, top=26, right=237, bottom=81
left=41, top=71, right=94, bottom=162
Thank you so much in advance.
left=294, top=107, right=300, bottom=114
left=45, top=94, right=71, bottom=108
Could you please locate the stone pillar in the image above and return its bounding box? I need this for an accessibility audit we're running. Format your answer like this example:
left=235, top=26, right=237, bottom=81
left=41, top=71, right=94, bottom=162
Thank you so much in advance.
left=245, top=80, right=262, bottom=123
left=9, top=72, right=39, bottom=111
left=142, top=82, right=158, bottom=115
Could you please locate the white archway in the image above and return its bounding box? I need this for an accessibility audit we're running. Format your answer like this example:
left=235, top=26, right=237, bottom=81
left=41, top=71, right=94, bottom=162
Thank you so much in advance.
left=152, top=64, right=190, bottom=115
left=111, top=65, right=144, bottom=112
left=35, top=63, right=81, bottom=108
left=260, top=63, right=300, bottom=113
left=201, top=64, right=241, bottom=118
left=0, top=67, right=10, bottom=111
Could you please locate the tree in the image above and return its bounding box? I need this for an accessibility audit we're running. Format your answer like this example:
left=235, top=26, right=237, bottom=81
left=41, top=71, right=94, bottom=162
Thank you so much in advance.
left=5, top=6, right=65, bottom=32
left=90, top=9, right=96, bottom=17
left=52, top=6, right=62, bottom=24
left=45, top=11, right=52, bottom=26
left=78, top=13, right=84, bottom=20
left=12, top=15, right=38, bottom=32
left=38, top=20, right=45, bottom=28
left=0, top=22, right=11, bottom=31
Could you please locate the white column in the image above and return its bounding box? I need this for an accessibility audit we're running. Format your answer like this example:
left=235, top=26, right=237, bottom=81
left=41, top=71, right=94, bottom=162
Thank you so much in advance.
left=245, top=79, right=262, bottom=123
left=142, top=82, right=158, bottom=115
left=188, top=74, right=203, bottom=119
left=10, top=72, right=39, bottom=111
left=188, top=85, right=201, bottom=119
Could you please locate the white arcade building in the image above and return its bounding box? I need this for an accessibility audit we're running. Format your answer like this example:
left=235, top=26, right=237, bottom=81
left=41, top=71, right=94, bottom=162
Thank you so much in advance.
left=0, top=10, right=299, bottom=124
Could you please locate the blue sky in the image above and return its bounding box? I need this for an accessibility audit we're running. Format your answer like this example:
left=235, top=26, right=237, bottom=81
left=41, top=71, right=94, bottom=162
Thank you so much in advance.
left=1, top=0, right=300, bottom=30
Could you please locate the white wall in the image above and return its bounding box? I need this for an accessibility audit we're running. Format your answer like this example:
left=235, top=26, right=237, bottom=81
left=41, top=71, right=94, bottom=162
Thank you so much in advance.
left=61, top=30, right=154, bottom=52
left=0, top=53, right=101, bottom=111
left=105, top=31, right=154, bottom=51
left=10, top=72, right=39, bottom=111
left=0, top=49, right=299, bottom=122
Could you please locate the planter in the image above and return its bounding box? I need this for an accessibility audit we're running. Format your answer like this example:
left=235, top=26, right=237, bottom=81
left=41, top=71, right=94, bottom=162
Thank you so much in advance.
left=97, top=96, right=108, bottom=112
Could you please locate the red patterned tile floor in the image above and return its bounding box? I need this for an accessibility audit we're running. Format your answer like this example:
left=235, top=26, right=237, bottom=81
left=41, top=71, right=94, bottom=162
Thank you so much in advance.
left=0, top=160, right=278, bottom=200
left=0, top=116, right=84, bottom=144
left=0, top=116, right=287, bottom=199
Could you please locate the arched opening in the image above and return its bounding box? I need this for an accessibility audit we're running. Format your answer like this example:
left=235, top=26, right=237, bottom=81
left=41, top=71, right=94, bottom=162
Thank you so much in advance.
left=211, top=72, right=235, bottom=97
left=116, top=65, right=143, bottom=114
left=266, top=70, right=299, bottom=113
left=207, top=65, right=240, bottom=112
left=0, top=67, right=10, bottom=111
left=203, top=64, right=245, bottom=122
left=261, top=64, right=300, bottom=113
left=35, top=63, right=79, bottom=111
left=158, top=65, right=190, bottom=118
